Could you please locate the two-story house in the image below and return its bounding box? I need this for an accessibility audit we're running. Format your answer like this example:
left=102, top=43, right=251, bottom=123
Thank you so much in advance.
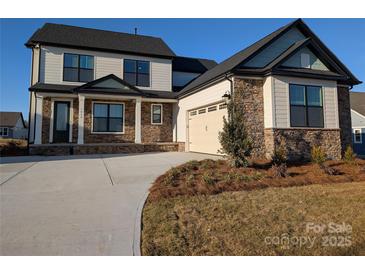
left=27, top=19, right=361, bottom=160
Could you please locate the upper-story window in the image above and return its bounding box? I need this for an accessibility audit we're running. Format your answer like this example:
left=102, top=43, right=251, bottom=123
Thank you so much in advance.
left=63, top=53, right=94, bottom=82
left=123, top=59, right=150, bottom=87
left=289, top=84, right=324, bottom=128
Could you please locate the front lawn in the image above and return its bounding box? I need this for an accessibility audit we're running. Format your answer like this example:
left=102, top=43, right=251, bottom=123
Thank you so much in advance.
left=0, top=138, right=28, bottom=157
left=142, top=158, right=365, bottom=255
left=142, top=181, right=365, bottom=255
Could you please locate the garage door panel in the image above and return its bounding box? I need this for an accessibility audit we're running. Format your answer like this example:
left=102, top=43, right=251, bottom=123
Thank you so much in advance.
left=188, top=103, right=227, bottom=155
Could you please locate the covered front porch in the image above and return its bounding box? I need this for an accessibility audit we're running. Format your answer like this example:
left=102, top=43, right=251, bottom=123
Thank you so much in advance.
left=30, top=74, right=181, bottom=155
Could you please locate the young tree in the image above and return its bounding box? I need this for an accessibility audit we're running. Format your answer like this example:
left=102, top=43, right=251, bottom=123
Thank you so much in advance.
left=219, top=97, right=252, bottom=168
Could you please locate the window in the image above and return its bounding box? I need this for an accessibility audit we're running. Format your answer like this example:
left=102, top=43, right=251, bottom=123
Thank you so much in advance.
left=151, top=104, right=162, bottom=124
left=92, top=103, right=124, bottom=133
left=0, top=127, right=8, bottom=136
left=198, top=108, right=206, bottom=114
left=63, top=53, right=94, bottom=82
left=354, top=129, right=362, bottom=144
left=190, top=111, right=197, bottom=116
left=208, top=106, right=217, bottom=112
left=219, top=104, right=227, bottom=109
left=124, top=59, right=150, bottom=87
left=289, top=84, right=323, bottom=128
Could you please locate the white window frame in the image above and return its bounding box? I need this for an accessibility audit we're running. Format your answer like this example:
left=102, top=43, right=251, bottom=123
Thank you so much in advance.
left=151, top=104, right=163, bottom=125
left=0, top=127, right=9, bottom=137
left=91, top=101, right=125, bottom=134
left=354, top=128, right=362, bottom=144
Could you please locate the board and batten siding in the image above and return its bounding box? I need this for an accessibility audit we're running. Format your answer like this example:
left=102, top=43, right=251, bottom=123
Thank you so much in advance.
left=39, top=46, right=172, bottom=91
left=175, top=79, right=231, bottom=144
left=264, top=76, right=339, bottom=129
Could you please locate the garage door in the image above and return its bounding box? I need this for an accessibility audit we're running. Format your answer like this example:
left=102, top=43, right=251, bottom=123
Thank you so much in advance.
left=188, top=102, right=227, bottom=155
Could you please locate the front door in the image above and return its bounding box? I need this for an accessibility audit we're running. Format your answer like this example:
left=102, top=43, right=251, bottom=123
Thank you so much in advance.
left=53, top=101, right=70, bottom=143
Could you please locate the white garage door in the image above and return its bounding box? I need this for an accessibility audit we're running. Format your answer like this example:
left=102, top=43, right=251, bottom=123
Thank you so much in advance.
left=188, top=102, right=227, bottom=155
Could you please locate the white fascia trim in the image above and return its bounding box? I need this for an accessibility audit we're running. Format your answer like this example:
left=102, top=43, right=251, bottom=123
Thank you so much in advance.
left=151, top=104, right=163, bottom=125
left=36, top=92, right=77, bottom=98
left=91, top=101, right=125, bottom=134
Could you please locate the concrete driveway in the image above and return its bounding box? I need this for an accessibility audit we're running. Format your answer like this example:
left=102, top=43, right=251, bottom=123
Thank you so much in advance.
left=0, top=152, right=218, bottom=255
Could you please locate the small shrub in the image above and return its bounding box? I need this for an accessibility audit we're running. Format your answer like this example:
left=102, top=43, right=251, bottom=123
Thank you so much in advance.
left=186, top=174, right=195, bottom=186
left=343, top=146, right=356, bottom=164
left=219, top=99, right=252, bottom=168
left=200, top=159, right=215, bottom=169
left=183, top=160, right=200, bottom=171
left=202, top=171, right=217, bottom=185
left=321, top=165, right=341, bottom=176
left=272, top=145, right=287, bottom=165
left=311, top=146, right=326, bottom=166
left=162, top=167, right=180, bottom=186
left=271, top=163, right=288, bottom=178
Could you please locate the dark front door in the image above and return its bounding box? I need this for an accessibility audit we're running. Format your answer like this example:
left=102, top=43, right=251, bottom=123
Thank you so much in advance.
left=53, top=101, right=70, bottom=143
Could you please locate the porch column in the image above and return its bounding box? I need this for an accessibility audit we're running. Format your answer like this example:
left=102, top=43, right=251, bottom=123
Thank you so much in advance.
left=135, top=97, right=142, bottom=144
left=77, top=95, right=85, bottom=144
left=34, top=95, right=43, bottom=144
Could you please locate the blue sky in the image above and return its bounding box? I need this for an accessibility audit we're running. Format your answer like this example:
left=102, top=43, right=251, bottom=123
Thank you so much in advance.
left=1, top=18, right=364, bottom=118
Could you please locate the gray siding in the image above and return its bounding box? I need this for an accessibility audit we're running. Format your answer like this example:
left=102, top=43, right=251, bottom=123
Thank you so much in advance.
left=351, top=110, right=365, bottom=127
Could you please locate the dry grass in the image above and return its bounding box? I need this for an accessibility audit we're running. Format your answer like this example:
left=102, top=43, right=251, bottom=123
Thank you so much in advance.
left=142, top=182, right=365, bottom=255
left=0, top=138, right=28, bottom=156
left=148, top=158, right=365, bottom=201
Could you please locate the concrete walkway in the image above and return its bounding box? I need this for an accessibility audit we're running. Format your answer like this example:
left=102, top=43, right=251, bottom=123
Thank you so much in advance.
left=0, top=152, right=218, bottom=255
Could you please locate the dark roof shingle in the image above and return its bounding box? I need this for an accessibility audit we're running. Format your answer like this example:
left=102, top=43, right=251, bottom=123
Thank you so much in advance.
left=26, top=23, right=176, bottom=58
left=350, top=92, right=365, bottom=116
left=0, top=112, right=25, bottom=127
left=172, top=56, right=217, bottom=73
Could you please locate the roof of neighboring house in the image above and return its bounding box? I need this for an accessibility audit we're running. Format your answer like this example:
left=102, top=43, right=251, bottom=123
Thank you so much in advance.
left=26, top=23, right=176, bottom=58
left=172, top=56, right=217, bottom=73
left=0, top=112, right=26, bottom=128
left=179, top=19, right=361, bottom=97
left=29, top=74, right=179, bottom=99
left=350, top=92, right=365, bottom=116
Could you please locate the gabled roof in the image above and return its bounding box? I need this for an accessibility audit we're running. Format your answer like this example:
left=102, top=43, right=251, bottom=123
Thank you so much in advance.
left=172, top=56, right=217, bottom=73
left=26, top=23, right=176, bottom=58
left=179, top=19, right=361, bottom=97
left=350, top=92, right=365, bottom=116
left=74, top=74, right=143, bottom=96
left=0, top=112, right=26, bottom=128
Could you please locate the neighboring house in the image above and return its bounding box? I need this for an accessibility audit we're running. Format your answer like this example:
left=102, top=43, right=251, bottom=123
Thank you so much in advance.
left=0, top=112, right=27, bottom=139
left=26, top=19, right=361, bottom=159
left=350, top=92, right=365, bottom=156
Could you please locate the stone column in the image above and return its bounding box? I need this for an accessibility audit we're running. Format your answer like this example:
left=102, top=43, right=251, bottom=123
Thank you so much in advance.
left=135, top=97, right=142, bottom=144
left=34, top=95, right=43, bottom=144
left=77, top=95, right=85, bottom=144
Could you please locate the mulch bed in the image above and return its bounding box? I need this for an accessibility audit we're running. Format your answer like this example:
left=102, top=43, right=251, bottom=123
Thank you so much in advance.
left=148, top=158, right=365, bottom=202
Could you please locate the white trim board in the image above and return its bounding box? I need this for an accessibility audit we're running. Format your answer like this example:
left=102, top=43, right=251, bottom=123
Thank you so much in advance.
left=91, top=101, right=125, bottom=134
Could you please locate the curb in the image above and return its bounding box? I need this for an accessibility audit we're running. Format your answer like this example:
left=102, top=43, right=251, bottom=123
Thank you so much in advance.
left=132, top=190, right=149, bottom=256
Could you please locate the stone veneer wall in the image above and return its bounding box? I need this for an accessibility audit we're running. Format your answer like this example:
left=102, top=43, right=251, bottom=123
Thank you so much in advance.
left=72, top=99, right=79, bottom=143
left=233, top=78, right=266, bottom=158
left=265, top=128, right=342, bottom=161
left=83, top=99, right=135, bottom=143
left=41, top=97, right=52, bottom=144
left=141, top=102, right=173, bottom=143
left=337, top=86, right=353, bottom=154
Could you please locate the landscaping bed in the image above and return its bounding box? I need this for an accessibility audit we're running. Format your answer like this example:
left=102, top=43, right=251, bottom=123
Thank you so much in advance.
left=148, top=158, right=365, bottom=201
left=0, top=138, right=28, bottom=157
